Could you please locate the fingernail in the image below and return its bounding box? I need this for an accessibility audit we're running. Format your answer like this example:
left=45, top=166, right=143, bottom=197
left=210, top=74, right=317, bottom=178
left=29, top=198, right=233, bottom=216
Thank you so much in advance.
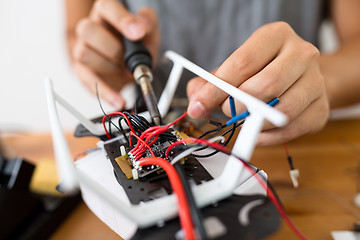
left=127, top=22, right=145, bottom=39
left=109, top=96, right=125, bottom=110
left=188, top=101, right=206, bottom=119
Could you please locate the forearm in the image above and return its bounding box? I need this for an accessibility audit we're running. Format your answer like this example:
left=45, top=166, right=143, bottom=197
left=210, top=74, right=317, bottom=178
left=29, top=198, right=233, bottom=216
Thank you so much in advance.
left=320, top=36, right=360, bottom=109
left=65, top=0, right=94, bottom=62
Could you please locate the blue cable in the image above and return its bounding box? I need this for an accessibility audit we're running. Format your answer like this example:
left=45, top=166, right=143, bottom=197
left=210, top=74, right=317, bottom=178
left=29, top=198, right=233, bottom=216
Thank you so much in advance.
left=226, top=97, right=279, bottom=126
left=228, top=96, right=237, bottom=118
left=267, top=97, right=280, bottom=107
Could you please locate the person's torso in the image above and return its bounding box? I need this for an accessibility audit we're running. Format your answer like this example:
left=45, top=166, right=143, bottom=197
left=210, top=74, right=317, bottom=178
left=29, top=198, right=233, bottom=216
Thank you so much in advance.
left=128, top=0, right=326, bottom=97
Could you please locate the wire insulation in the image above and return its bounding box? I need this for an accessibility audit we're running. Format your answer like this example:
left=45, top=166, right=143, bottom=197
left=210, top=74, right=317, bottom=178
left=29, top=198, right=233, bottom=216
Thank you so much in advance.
left=139, top=157, right=195, bottom=240
left=167, top=138, right=308, bottom=240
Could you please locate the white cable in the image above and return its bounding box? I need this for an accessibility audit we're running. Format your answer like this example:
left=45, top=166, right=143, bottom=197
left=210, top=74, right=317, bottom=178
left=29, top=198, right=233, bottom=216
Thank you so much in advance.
left=170, top=147, right=202, bottom=165
left=170, top=136, right=225, bottom=165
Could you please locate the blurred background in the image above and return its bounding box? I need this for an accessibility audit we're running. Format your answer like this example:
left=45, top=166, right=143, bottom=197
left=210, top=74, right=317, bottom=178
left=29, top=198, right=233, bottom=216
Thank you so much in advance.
left=0, top=0, right=358, bottom=134
left=0, top=0, right=107, bottom=134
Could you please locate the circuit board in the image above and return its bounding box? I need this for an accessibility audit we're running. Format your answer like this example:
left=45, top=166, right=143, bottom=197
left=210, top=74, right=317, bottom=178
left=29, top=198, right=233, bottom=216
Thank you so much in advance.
left=103, top=131, right=213, bottom=204
left=102, top=131, right=281, bottom=240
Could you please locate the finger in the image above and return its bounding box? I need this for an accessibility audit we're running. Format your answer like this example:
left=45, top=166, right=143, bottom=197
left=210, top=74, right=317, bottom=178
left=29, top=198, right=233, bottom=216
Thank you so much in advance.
left=187, top=77, right=207, bottom=101
left=221, top=40, right=319, bottom=116
left=73, top=40, right=123, bottom=75
left=91, top=0, right=146, bottom=40
left=256, top=94, right=329, bottom=146
left=135, top=7, right=160, bottom=60
left=273, top=65, right=323, bottom=123
left=187, top=68, right=218, bottom=100
left=76, top=18, right=123, bottom=62
left=187, top=22, right=293, bottom=119
left=258, top=60, right=324, bottom=132
left=74, top=62, right=125, bottom=110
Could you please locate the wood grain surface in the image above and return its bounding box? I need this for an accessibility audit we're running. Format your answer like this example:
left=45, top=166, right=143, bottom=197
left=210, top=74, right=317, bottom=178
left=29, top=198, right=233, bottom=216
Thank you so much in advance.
left=2, top=119, right=360, bottom=240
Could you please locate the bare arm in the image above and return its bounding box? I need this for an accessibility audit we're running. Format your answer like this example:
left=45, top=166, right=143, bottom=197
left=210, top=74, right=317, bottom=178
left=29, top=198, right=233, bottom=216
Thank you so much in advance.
left=65, top=0, right=94, bottom=61
left=321, top=0, right=360, bottom=108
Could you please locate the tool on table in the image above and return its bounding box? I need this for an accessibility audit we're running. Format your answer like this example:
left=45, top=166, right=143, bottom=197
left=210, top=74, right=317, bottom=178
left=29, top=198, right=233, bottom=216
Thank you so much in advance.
left=120, top=0, right=161, bottom=126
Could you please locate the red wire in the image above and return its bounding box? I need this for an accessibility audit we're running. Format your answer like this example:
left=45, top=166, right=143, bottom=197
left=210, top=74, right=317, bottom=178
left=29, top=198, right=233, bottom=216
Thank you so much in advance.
left=142, top=112, right=188, bottom=144
left=140, top=125, right=162, bottom=137
left=131, top=112, right=189, bottom=160
left=130, top=134, right=159, bottom=160
left=166, top=138, right=308, bottom=240
left=169, top=112, right=188, bottom=126
left=139, top=157, right=195, bottom=240
left=129, top=126, right=162, bottom=158
left=102, top=112, right=136, bottom=143
left=129, top=132, right=155, bottom=157
left=242, top=163, right=307, bottom=240
left=102, top=117, right=112, bottom=140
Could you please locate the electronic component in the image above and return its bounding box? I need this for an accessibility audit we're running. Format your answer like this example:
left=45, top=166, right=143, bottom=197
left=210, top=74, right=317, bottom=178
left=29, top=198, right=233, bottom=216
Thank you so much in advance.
left=115, top=155, right=133, bottom=179
left=100, top=125, right=281, bottom=239
left=45, top=50, right=307, bottom=239
left=104, top=131, right=213, bottom=204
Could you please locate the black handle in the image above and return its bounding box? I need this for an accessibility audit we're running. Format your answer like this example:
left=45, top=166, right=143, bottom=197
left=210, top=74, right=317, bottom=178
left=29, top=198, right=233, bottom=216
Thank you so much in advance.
left=118, top=0, right=152, bottom=73
left=122, top=38, right=152, bottom=73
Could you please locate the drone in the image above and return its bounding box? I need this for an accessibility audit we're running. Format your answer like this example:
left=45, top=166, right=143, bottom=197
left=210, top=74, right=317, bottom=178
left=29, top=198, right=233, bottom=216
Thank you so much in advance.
left=45, top=51, right=293, bottom=240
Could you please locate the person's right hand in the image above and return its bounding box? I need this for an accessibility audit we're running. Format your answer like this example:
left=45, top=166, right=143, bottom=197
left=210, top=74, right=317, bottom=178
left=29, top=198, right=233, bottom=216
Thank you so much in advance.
left=71, top=0, right=160, bottom=109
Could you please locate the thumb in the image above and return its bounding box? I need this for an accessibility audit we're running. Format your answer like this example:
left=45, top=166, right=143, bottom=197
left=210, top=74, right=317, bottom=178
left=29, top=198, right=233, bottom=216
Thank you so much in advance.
left=186, top=68, right=226, bottom=119
left=187, top=76, right=208, bottom=118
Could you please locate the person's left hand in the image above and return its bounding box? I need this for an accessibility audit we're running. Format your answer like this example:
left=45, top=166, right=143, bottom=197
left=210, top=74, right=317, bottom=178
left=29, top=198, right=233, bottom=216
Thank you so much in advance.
left=186, top=22, right=329, bottom=146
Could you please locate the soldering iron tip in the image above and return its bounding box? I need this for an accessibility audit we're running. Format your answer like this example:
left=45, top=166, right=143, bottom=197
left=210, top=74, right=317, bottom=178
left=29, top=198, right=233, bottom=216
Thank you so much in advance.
left=153, top=116, right=161, bottom=126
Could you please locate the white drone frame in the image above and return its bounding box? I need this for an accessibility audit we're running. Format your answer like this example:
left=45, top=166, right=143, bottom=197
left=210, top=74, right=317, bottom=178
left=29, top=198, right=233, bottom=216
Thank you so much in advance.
left=45, top=51, right=287, bottom=230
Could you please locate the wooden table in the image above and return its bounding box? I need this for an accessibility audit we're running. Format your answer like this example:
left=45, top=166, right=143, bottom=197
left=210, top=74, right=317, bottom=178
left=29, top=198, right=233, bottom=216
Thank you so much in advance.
left=252, top=119, right=360, bottom=240
left=3, top=119, right=360, bottom=240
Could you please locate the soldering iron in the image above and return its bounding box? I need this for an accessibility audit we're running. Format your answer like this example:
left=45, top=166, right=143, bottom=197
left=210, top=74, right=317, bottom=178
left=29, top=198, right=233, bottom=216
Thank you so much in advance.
left=119, top=0, right=161, bottom=126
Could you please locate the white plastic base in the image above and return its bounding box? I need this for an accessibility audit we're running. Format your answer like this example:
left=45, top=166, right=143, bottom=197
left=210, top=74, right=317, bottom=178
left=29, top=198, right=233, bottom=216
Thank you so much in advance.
left=75, top=148, right=267, bottom=239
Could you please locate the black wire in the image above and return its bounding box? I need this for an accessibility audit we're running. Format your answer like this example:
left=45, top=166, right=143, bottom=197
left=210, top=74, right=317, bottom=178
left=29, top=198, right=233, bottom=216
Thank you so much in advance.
left=128, top=117, right=143, bottom=133
left=131, top=113, right=153, bottom=128
left=266, top=180, right=286, bottom=210
left=190, top=123, right=226, bottom=155
left=171, top=141, right=270, bottom=193
left=159, top=132, right=177, bottom=140
left=287, top=156, right=295, bottom=170
left=129, top=116, right=147, bottom=131
left=97, top=83, right=170, bottom=140
left=129, top=113, right=151, bottom=132
left=174, top=162, right=208, bottom=240
left=108, top=115, right=113, bottom=136
left=95, top=83, right=123, bottom=138
left=116, top=116, right=130, bottom=145
left=193, top=120, right=245, bottom=158
left=197, top=124, right=225, bottom=139
left=221, top=120, right=244, bottom=137
left=192, top=123, right=237, bottom=158
left=138, top=115, right=153, bottom=127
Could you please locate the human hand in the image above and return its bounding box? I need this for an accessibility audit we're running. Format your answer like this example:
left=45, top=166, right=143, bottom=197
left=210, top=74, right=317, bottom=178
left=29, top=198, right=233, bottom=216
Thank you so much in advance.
left=187, top=22, right=329, bottom=146
left=71, top=0, right=159, bottom=109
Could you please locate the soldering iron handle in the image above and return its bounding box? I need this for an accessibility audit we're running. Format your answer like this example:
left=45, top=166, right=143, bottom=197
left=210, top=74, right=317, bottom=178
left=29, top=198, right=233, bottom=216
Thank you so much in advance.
left=117, top=0, right=152, bottom=73
left=123, top=39, right=152, bottom=73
